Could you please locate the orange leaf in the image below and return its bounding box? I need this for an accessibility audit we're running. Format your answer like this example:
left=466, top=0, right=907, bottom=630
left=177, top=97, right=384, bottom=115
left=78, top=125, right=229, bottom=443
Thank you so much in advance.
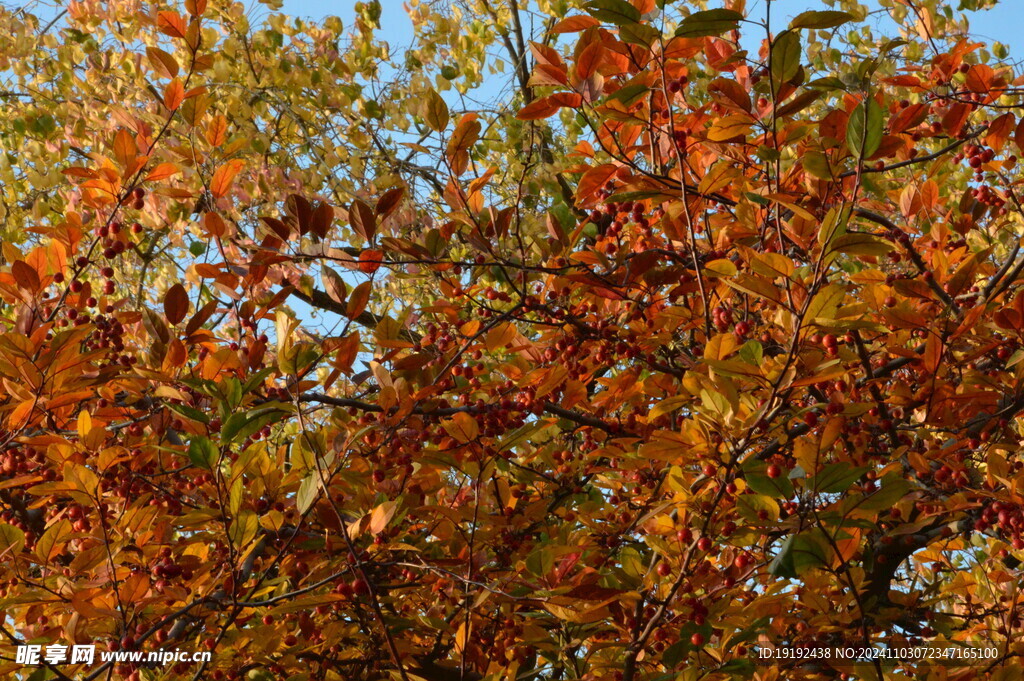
left=145, top=163, right=179, bottom=182
left=552, top=15, right=601, bottom=33
left=358, top=249, right=383, bottom=274
left=333, top=332, right=360, bottom=373
left=206, top=114, right=228, bottom=147
left=576, top=42, right=605, bottom=80
left=163, top=77, right=185, bottom=111
left=517, top=97, right=561, bottom=121
left=986, top=113, right=1015, bottom=154
left=157, top=11, right=187, bottom=38
left=112, top=129, right=136, bottom=169
left=923, top=334, right=943, bottom=373
left=203, top=212, right=227, bottom=237
left=575, top=164, right=618, bottom=207
left=210, top=159, right=244, bottom=198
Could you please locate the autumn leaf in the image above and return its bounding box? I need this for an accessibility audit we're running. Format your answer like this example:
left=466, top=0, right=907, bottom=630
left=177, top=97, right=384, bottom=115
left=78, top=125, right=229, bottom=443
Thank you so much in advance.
left=210, top=159, right=245, bottom=198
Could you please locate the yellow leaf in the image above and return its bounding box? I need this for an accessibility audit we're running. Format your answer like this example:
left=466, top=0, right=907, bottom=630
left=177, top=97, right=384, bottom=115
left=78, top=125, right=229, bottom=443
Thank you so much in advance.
left=442, top=412, right=479, bottom=443
left=453, top=622, right=471, bottom=654
left=704, top=333, right=737, bottom=360
left=485, top=322, right=517, bottom=351
left=77, top=410, right=92, bottom=440
left=707, top=114, right=752, bottom=141
left=368, top=500, right=398, bottom=535
left=36, top=519, right=73, bottom=563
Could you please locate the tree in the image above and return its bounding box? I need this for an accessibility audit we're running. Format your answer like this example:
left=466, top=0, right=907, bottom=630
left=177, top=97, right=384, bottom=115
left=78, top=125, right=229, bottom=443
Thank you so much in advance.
left=1, top=0, right=1024, bottom=679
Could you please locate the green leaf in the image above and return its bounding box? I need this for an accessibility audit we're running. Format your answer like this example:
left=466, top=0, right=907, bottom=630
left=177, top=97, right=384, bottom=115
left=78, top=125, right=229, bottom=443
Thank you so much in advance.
left=857, top=474, right=913, bottom=510
left=789, top=10, right=853, bottom=30
left=768, top=535, right=797, bottom=578
left=846, top=97, right=883, bottom=159
left=768, top=532, right=829, bottom=578
left=223, top=377, right=243, bottom=411
left=0, top=523, right=26, bottom=557
left=805, top=76, right=847, bottom=90
left=791, top=531, right=830, bottom=574
left=675, top=9, right=743, bottom=38
left=607, top=82, right=649, bottom=105
left=817, top=205, right=850, bottom=250
left=770, top=31, right=802, bottom=93
left=828, top=233, right=894, bottom=257
left=165, top=401, right=210, bottom=425
left=584, top=0, right=640, bottom=26
left=526, top=548, right=554, bottom=577
left=746, top=471, right=794, bottom=499
left=809, top=462, right=869, bottom=494
left=802, top=151, right=833, bottom=179
left=743, top=459, right=795, bottom=499
left=222, top=408, right=282, bottom=445
left=619, top=22, right=660, bottom=46
left=188, top=436, right=218, bottom=470
left=739, top=340, right=763, bottom=366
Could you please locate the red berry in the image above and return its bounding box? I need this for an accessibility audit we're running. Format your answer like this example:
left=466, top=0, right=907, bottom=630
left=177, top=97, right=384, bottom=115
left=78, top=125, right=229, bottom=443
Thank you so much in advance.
left=691, top=632, right=705, bottom=646
left=767, top=464, right=782, bottom=479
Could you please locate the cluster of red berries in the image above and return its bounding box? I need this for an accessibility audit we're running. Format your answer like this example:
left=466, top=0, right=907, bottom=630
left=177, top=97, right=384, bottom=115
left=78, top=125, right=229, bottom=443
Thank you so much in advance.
left=980, top=501, right=1024, bottom=549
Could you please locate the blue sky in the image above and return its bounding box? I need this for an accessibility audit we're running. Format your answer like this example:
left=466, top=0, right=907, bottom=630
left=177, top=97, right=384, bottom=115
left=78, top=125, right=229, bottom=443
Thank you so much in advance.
left=278, top=0, right=1024, bottom=59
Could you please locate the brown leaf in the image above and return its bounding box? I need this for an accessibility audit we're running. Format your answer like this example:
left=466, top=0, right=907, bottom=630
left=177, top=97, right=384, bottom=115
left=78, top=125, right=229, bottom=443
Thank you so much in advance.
left=310, top=202, right=333, bottom=238
left=164, top=283, right=189, bottom=325
left=346, top=281, right=372, bottom=319
left=375, top=186, right=406, bottom=219
left=11, top=260, right=40, bottom=293
left=322, top=266, right=347, bottom=305
left=349, top=199, right=377, bottom=243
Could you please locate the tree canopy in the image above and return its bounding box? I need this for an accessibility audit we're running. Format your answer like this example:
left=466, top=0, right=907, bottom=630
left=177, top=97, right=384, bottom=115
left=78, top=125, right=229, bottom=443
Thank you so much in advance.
left=1, top=0, right=1024, bottom=679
